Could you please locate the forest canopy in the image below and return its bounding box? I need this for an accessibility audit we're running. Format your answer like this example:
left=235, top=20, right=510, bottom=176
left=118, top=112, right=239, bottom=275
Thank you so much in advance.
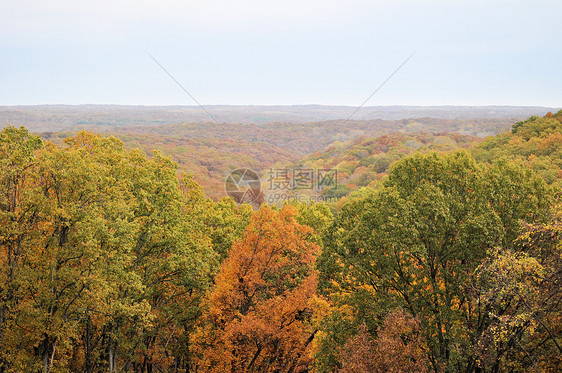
left=0, top=111, right=561, bottom=373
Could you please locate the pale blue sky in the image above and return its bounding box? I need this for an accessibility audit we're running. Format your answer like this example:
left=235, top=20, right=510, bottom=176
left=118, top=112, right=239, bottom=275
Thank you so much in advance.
left=1, top=0, right=560, bottom=106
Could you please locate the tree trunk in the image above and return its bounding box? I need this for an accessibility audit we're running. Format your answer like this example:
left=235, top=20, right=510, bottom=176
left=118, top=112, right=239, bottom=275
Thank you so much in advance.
left=85, top=315, right=93, bottom=373
left=38, top=336, right=56, bottom=373
left=109, top=339, right=118, bottom=373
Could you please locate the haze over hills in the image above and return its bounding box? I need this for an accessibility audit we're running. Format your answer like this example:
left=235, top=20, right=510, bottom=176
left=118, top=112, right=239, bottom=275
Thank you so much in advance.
left=0, top=105, right=558, bottom=132
left=2, top=104, right=558, bottom=199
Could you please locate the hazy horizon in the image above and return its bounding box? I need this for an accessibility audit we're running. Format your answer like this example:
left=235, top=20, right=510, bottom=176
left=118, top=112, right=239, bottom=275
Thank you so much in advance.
left=2, top=1, right=561, bottom=107
left=2, top=104, right=559, bottom=108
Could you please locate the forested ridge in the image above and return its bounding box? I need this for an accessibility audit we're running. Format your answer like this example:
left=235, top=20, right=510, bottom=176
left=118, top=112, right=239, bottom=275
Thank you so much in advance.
left=0, top=105, right=551, bottom=132
left=38, top=115, right=519, bottom=200
left=74, top=112, right=562, bottom=201
left=1, top=111, right=561, bottom=372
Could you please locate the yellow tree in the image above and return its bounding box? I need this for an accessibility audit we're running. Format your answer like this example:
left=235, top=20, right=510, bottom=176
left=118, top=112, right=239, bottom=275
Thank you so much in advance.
left=0, top=128, right=218, bottom=372
left=0, top=127, right=44, bottom=372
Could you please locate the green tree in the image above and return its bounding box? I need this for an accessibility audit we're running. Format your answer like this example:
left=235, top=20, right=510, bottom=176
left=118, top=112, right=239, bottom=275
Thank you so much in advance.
left=316, top=151, right=551, bottom=372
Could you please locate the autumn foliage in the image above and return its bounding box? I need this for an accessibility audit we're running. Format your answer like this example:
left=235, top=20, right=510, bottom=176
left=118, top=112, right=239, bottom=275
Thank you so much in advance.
left=192, top=205, right=320, bottom=372
left=339, top=311, right=428, bottom=373
left=1, top=111, right=561, bottom=373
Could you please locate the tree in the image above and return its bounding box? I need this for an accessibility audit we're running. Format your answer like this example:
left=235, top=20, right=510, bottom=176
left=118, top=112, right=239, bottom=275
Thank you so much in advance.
left=339, top=310, right=428, bottom=373
left=473, top=205, right=562, bottom=372
left=473, top=111, right=562, bottom=190
left=317, top=151, right=552, bottom=372
left=472, top=248, right=547, bottom=372
left=338, top=323, right=376, bottom=373
left=0, top=129, right=218, bottom=372
left=0, top=127, right=44, bottom=372
left=192, top=205, right=320, bottom=372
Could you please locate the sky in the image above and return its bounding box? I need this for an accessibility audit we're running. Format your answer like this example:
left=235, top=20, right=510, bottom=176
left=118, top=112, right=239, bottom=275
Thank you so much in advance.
left=1, top=0, right=561, bottom=106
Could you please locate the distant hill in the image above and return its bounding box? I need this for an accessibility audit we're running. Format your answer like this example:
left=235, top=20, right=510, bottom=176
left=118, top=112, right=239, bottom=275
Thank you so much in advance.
left=42, top=123, right=483, bottom=199
left=0, top=105, right=557, bottom=132
left=6, top=105, right=559, bottom=200
left=472, top=110, right=562, bottom=190
left=286, top=132, right=480, bottom=199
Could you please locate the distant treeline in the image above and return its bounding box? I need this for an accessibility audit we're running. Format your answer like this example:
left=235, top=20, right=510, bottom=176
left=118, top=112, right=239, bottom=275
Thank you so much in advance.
left=0, top=105, right=556, bottom=131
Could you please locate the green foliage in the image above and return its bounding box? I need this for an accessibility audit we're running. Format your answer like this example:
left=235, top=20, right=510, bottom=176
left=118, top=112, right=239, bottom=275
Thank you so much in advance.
left=294, top=133, right=480, bottom=195
left=315, top=150, right=553, bottom=372
left=2, top=112, right=562, bottom=373
left=288, top=201, right=334, bottom=246
left=474, top=111, right=562, bottom=191
left=0, top=127, right=251, bottom=372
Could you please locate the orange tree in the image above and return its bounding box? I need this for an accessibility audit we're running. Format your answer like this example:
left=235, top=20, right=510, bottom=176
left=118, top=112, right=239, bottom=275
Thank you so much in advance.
left=338, top=310, right=428, bottom=373
left=192, top=205, right=320, bottom=372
